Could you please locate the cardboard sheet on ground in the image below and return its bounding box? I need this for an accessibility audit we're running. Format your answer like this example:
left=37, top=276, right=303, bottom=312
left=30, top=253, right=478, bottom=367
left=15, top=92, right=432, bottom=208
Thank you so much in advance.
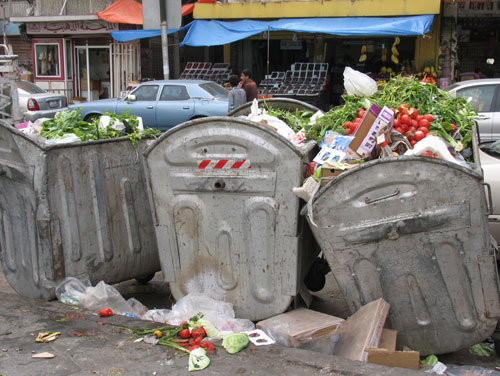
left=334, top=298, right=389, bottom=362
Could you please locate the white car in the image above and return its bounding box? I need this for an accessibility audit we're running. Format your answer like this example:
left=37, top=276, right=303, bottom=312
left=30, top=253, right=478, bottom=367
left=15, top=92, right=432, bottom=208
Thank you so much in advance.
left=18, top=80, right=67, bottom=121
left=480, top=140, right=500, bottom=244
left=446, top=79, right=500, bottom=142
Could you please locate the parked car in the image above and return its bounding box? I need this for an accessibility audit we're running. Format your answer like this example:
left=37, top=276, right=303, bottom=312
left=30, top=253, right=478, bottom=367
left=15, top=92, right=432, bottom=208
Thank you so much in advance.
left=446, top=79, right=500, bottom=141
left=68, top=80, right=229, bottom=131
left=479, top=140, right=500, bottom=244
left=18, top=80, right=68, bottom=121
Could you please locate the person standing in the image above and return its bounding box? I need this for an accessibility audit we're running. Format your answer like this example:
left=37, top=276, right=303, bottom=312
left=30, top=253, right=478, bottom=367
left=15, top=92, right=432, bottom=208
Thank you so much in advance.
left=227, top=75, right=247, bottom=112
left=239, top=69, right=258, bottom=102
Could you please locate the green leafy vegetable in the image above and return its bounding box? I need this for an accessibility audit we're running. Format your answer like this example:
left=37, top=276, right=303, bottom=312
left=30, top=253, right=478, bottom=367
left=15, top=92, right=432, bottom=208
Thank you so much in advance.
left=221, top=333, right=249, bottom=354
left=421, top=354, right=438, bottom=366
left=310, top=75, right=477, bottom=152
left=40, top=108, right=161, bottom=147
left=468, top=343, right=494, bottom=357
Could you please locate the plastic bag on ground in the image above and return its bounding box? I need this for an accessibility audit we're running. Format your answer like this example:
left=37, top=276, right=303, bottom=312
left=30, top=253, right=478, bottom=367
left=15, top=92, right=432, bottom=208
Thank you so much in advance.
left=343, top=67, right=378, bottom=97
left=55, top=276, right=91, bottom=305
left=164, top=293, right=255, bottom=335
left=142, top=309, right=172, bottom=323
left=444, top=365, right=500, bottom=376
left=56, top=278, right=145, bottom=318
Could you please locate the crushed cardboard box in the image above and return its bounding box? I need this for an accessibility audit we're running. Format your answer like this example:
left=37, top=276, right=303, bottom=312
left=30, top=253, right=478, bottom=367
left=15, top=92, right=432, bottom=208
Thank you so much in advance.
left=256, top=308, right=345, bottom=348
left=334, top=298, right=389, bottom=362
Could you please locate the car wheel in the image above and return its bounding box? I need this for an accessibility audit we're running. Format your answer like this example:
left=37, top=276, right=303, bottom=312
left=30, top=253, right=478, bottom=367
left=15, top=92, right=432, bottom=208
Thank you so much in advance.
left=85, top=113, right=101, bottom=123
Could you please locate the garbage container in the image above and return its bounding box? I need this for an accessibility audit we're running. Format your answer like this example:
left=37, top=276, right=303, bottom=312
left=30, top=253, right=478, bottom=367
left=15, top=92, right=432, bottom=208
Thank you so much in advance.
left=143, top=116, right=317, bottom=321
left=304, top=128, right=500, bottom=355
left=0, top=120, right=160, bottom=300
left=227, top=98, right=321, bottom=118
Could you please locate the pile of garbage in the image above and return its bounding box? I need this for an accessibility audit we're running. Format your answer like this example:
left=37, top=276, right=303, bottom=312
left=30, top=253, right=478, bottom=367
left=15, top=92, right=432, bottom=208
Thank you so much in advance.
left=54, top=277, right=499, bottom=375
left=15, top=108, right=161, bottom=146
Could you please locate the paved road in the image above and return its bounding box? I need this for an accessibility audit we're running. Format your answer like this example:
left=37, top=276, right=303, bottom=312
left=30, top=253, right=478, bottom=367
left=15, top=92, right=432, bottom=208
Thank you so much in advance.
left=0, top=267, right=426, bottom=376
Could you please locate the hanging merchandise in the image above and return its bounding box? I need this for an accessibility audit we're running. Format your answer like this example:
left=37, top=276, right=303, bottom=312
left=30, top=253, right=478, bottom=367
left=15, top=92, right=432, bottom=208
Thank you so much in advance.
left=391, top=37, right=400, bottom=64
left=359, top=44, right=367, bottom=63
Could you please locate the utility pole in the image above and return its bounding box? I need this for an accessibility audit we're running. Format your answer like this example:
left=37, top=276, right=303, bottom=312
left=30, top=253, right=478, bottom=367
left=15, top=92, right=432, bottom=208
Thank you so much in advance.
left=161, top=19, right=169, bottom=80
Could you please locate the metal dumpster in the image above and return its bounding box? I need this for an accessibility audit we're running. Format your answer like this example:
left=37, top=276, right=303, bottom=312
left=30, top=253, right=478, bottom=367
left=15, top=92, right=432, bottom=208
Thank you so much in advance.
left=143, top=116, right=317, bottom=321
left=227, top=98, right=321, bottom=118
left=304, top=128, right=500, bottom=355
left=0, top=120, right=160, bottom=300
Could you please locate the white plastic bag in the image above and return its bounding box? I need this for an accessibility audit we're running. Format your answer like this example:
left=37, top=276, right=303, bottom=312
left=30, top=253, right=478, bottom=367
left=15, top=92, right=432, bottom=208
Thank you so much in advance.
left=55, top=276, right=91, bottom=305
left=343, top=67, right=377, bottom=97
left=164, top=293, right=255, bottom=335
left=246, top=99, right=297, bottom=143
left=404, top=135, right=466, bottom=166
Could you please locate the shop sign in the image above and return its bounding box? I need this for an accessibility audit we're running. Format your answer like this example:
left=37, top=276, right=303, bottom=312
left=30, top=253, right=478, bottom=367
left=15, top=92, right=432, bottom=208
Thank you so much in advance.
left=27, top=20, right=118, bottom=35
left=280, top=40, right=302, bottom=50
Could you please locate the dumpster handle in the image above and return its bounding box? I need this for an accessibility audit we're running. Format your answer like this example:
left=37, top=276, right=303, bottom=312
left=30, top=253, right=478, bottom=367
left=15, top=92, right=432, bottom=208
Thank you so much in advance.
left=364, top=188, right=400, bottom=204
left=484, top=183, right=494, bottom=216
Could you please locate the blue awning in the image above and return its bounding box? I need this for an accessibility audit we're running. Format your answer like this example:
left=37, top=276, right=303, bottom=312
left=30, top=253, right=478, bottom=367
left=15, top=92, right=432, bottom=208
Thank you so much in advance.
left=180, top=15, right=434, bottom=47
left=110, top=15, right=434, bottom=44
left=110, top=22, right=193, bottom=42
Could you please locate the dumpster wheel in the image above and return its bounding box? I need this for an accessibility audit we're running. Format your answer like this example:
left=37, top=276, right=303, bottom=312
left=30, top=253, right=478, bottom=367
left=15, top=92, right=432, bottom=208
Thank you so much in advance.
left=304, top=257, right=331, bottom=292
left=135, top=273, right=156, bottom=285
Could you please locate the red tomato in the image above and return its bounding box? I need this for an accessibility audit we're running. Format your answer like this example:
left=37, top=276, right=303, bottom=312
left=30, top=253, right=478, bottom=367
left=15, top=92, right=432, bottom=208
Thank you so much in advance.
left=98, top=308, right=114, bottom=317
left=188, top=345, right=200, bottom=352
left=450, top=123, right=457, bottom=132
left=409, top=126, right=417, bottom=133
left=410, top=140, right=417, bottom=147
left=419, top=119, right=430, bottom=129
left=358, top=110, right=364, bottom=118
left=398, top=104, right=409, bottom=113
left=343, top=121, right=353, bottom=129
left=414, top=130, right=426, bottom=142
left=357, top=107, right=364, bottom=112
left=401, top=124, right=409, bottom=132
left=179, top=329, right=191, bottom=338
left=427, top=132, right=435, bottom=137
left=418, top=127, right=429, bottom=134
left=405, top=131, right=414, bottom=140
left=192, top=328, right=207, bottom=339
left=400, top=114, right=411, bottom=125
left=409, top=108, right=418, bottom=119
left=423, top=114, right=434, bottom=123
left=416, top=115, right=423, bottom=123
left=354, top=117, right=361, bottom=123
left=193, top=335, right=203, bottom=345
left=394, top=127, right=403, bottom=134
left=394, top=119, right=401, bottom=127
left=411, top=119, right=419, bottom=128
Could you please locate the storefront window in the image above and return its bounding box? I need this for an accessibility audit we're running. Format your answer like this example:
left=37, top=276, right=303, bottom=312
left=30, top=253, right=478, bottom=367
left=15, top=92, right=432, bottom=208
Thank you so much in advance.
left=35, top=43, right=60, bottom=77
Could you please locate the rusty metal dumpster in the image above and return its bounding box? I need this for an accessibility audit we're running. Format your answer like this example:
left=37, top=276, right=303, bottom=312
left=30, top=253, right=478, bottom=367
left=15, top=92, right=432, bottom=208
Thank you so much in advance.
left=143, top=116, right=317, bottom=321
left=0, top=120, right=160, bottom=300
left=304, top=128, right=500, bottom=355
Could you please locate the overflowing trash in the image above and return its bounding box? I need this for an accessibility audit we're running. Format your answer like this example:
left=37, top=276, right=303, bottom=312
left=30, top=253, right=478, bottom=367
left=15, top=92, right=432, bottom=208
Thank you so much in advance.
left=14, top=108, right=161, bottom=145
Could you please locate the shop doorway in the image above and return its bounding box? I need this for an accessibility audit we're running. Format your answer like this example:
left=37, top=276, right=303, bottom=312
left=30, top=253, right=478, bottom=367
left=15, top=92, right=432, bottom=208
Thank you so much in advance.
left=110, top=41, right=141, bottom=98
left=75, top=46, right=110, bottom=101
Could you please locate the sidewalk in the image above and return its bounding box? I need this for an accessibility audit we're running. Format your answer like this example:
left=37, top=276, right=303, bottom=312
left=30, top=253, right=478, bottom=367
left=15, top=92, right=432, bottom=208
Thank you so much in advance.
left=0, top=290, right=425, bottom=376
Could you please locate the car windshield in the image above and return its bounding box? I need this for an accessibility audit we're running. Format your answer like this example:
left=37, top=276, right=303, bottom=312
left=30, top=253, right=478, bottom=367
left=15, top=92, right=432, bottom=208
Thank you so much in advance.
left=18, top=81, right=46, bottom=94
left=481, top=140, right=500, bottom=157
left=199, top=82, right=228, bottom=98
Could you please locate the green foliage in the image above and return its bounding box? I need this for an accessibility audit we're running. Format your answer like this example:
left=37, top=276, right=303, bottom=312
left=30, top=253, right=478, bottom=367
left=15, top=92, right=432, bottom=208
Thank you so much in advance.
left=40, top=109, right=162, bottom=147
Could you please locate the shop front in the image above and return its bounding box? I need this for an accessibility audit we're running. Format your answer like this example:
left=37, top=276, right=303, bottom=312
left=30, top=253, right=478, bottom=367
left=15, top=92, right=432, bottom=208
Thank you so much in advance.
left=11, top=17, right=141, bottom=102
left=442, top=1, right=500, bottom=85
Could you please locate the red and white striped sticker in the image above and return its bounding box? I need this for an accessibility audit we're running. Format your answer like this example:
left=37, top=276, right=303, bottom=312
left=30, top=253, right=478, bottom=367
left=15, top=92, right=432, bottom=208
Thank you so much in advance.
left=198, top=159, right=251, bottom=169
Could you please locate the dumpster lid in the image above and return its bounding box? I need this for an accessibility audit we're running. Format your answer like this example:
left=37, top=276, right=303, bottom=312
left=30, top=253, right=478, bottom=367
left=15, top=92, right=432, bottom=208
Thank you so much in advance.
left=143, top=116, right=316, bottom=159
